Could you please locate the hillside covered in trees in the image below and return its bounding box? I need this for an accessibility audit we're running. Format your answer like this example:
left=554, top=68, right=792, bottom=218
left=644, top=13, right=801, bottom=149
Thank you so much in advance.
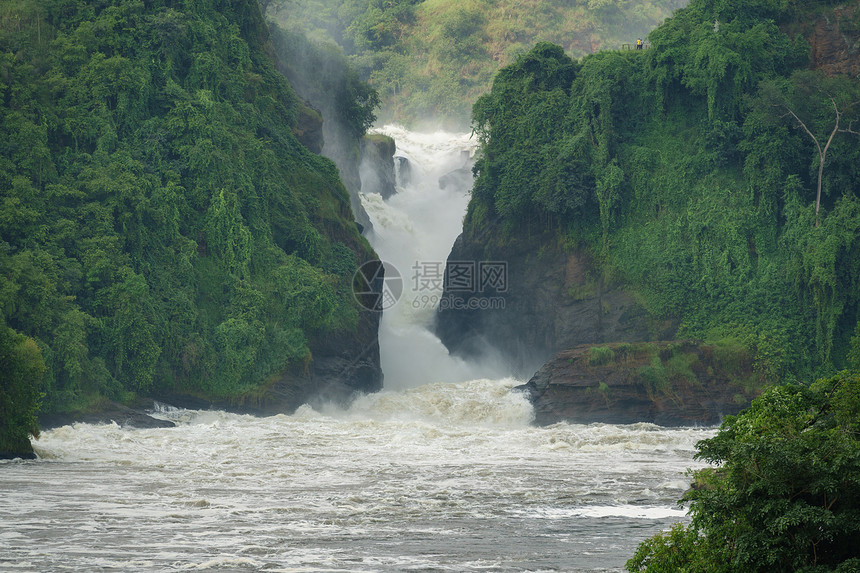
left=266, top=0, right=688, bottom=126
left=0, top=0, right=382, bottom=457
left=438, top=0, right=860, bottom=384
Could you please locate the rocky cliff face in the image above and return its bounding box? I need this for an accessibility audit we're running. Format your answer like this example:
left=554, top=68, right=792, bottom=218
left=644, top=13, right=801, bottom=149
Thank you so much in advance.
left=320, top=123, right=376, bottom=234
left=292, top=101, right=325, bottom=154
left=270, top=40, right=376, bottom=234
left=38, top=400, right=176, bottom=431
left=360, top=134, right=398, bottom=199
left=517, top=341, right=761, bottom=426
left=436, top=221, right=674, bottom=377
left=795, top=3, right=860, bottom=77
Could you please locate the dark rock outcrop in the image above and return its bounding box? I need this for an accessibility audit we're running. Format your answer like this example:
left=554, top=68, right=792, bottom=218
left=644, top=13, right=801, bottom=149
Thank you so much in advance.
left=395, top=156, right=412, bottom=187
left=292, top=101, right=324, bottom=154
left=439, top=150, right=474, bottom=190
left=38, top=400, right=176, bottom=431
left=0, top=447, right=36, bottom=460
left=791, top=3, right=860, bottom=77
left=438, top=166, right=472, bottom=190
left=360, top=134, right=398, bottom=199
left=516, top=341, right=761, bottom=426
left=1, top=431, right=37, bottom=459
left=436, top=222, right=673, bottom=377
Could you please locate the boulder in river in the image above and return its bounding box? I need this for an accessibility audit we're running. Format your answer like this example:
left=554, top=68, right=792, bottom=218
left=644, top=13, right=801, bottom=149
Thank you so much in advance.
left=516, top=340, right=764, bottom=426
left=394, top=156, right=412, bottom=187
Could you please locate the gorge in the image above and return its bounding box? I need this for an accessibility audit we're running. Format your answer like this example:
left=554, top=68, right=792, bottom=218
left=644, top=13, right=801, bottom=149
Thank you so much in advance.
left=2, top=0, right=860, bottom=570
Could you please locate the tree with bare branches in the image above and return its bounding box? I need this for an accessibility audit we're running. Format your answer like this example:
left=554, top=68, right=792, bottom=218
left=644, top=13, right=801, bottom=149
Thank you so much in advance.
left=770, top=72, right=860, bottom=226
left=782, top=98, right=859, bottom=226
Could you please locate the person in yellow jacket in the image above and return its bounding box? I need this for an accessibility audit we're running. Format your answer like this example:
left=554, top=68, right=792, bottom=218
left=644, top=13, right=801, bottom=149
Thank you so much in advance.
left=636, top=38, right=643, bottom=49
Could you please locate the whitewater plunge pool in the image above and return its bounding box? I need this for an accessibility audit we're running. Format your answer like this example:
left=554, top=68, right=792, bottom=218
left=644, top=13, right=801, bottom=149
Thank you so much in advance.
left=0, top=378, right=713, bottom=572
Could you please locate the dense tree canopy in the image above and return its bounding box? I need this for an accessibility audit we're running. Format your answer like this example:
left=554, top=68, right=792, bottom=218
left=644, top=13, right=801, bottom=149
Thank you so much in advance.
left=627, top=371, right=860, bottom=572
left=0, top=0, right=376, bottom=428
left=266, top=0, right=689, bottom=125
left=466, top=0, right=860, bottom=381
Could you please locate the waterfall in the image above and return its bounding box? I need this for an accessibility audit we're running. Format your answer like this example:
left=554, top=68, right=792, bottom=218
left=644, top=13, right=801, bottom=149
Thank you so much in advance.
left=358, top=125, right=506, bottom=389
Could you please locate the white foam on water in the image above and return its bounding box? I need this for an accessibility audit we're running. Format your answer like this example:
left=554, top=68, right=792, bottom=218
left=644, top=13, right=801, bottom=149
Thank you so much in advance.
left=574, top=505, right=689, bottom=519
left=7, top=390, right=714, bottom=572
left=511, top=504, right=688, bottom=520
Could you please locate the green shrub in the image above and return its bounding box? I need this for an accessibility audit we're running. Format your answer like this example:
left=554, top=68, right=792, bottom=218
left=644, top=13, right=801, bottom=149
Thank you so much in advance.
left=711, top=337, right=751, bottom=374
left=615, top=342, right=634, bottom=363
left=639, top=356, right=669, bottom=396
left=588, top=345, right=616, bottom=366
left=0, top=325, right=44, bottom=457
left=665, top=351, right=700, bottom=386
left=628, top=372, right=860, bottom=572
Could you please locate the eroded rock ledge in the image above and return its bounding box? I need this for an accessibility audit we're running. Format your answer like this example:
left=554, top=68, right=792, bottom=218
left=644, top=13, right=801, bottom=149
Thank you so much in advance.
left=516, top=341, right=764, bottom=426
left=38, top=400, right=175, bottom=431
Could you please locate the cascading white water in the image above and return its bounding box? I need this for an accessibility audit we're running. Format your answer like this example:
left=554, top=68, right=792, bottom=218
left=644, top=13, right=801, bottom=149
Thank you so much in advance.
left=0, top=126, right=715, bottom=573
left=359, top=125, right=506, bottom=389
left=4, top=392, right=709, bottom=572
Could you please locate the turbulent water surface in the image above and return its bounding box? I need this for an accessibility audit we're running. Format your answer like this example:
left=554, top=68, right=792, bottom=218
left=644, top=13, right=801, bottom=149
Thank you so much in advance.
left=2, top=380, right=711, bottom=572
left=1, top=128, right=713, bottom=572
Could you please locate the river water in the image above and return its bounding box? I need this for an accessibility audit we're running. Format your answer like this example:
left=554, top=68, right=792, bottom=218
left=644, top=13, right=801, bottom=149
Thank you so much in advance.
left=1, top=381, right=710, bottom=572
left=0, top=127, right=712, bottom=572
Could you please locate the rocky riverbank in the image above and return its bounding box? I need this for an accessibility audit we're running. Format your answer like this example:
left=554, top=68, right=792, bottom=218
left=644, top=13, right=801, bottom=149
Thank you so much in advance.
left=516, top=341, right=763, bottom=426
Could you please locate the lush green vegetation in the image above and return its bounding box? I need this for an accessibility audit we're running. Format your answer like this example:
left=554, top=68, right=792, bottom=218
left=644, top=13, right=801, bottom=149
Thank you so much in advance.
left=467, top=0, right=860, bottom=382
left=0, top=0, right=377, bottom=440
left=0, top=324, right=44, bottom=457
left=266, top=0, right=688, bottom=126
left=627, top=371, right=860, bottom=572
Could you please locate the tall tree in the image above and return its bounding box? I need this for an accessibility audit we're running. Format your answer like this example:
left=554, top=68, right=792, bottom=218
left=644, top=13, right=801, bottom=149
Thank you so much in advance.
left=783, top=98, right=859, bottom=226
left=770, top=71, right=860, bottom=227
